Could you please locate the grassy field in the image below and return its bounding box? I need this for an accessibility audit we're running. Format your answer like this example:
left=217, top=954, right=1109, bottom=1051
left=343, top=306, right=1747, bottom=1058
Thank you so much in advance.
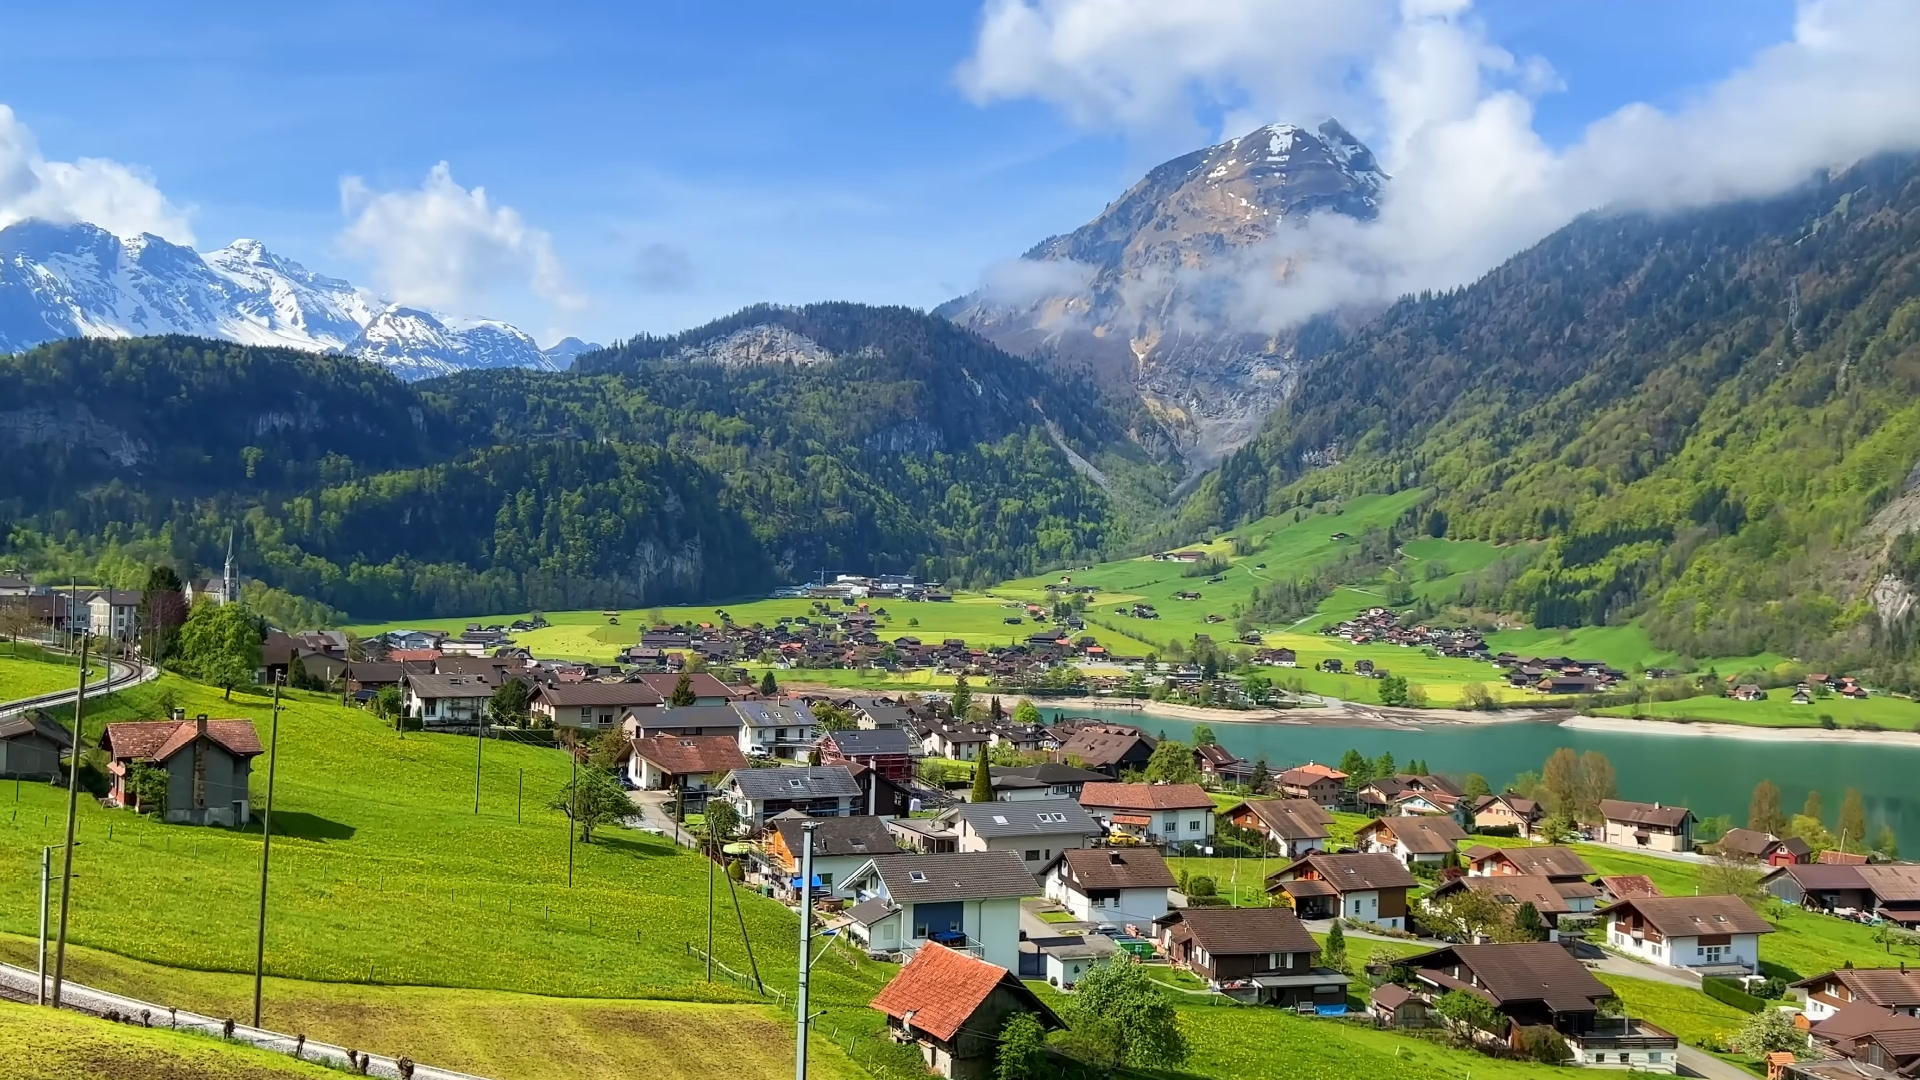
left=1170, top=1004, right=1568, bottom=1080
left=1597, top=972, right=1752, bottom=1050
left=1595, top=685, right=1920, bottom=731
left=0, top=669, right=898, bottom=1076
left=0, top=998, right=343, bottom=1080
left=345, top=592, right=1161, bottom=665
left=0, top=935, right=864, bottom=1080
left=0, top=642, right=86, bottom=702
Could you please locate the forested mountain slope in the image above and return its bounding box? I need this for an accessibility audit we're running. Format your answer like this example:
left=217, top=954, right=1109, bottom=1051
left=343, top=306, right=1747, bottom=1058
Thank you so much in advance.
left=1185, top=153, right=1920, bottom=673
left=0, top=305, right=1172, bottom=619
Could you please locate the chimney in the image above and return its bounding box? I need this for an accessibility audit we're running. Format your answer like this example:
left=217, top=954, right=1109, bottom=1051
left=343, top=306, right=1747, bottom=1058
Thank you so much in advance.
left=172, top=708, right=186, bottom=722
left=1109, top=851, right=1124, bottom=865
left=196, top=713, right=209, bottom=738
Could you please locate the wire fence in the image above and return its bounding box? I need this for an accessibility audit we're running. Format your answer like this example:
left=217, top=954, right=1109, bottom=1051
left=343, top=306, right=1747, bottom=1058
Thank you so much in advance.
left=820, top=1021, right=925, bottom=1080
left=685, top=942, right=788, bottom=1006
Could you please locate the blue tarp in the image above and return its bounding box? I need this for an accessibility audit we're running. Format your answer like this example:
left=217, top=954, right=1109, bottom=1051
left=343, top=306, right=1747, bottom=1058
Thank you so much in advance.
left=788, top=874, right=825, bottom=889
left=1314, top=1004, right=1348, bottom=1017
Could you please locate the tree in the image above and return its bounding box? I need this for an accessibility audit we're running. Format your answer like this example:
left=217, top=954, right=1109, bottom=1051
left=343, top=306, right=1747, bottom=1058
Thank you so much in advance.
left=1191, top=724, right=1217, bottom=747
left=588, top=730, right=627, bottom=771
left=669, top=673, right=697, bottom=707
left=1250, top=758, right=1271, bottom=795
left=550, top=771, right=630, bottom=843
left=0, top=602, right=36, bottom=657
left=1373, top=751, right=1396, bottom=779
left=1423, top=888, right=1509, bottom=942
left=1518, top=1026, right=1572, bottom=1065
left=1457, top=682, right=1494, bottom=710
left=1339, top=749, right=1371, bottom=789
left=1435, top=989, right=1505, bottom=1036
left=1749, top=780, right=1787, bottom=836
left=972, top=762, right=994, bottom=804
left=1788, top=814, right=1836, bottom=853
left=1802, top=789, right=1824, bottom=826
left=1878, top=823, right=1901, bottom=859
left=1426, top=507, right=1448, bottom=538
left=1060, top=959, right=1186, bottom=1069
left=177, top=599, right=261, bottom=700
left=759, top=670, right=778, bottom=696
left=1378, top=675, right=1409, bottom=706
left=1540, top=748, right=1582, bottom=819
left=1699, top=854, right=1765, bottom=906
left=1461, top=773, right=1491, bottom=800
left=813, top=702, right=856, bottom=732
left=1144, top=739, right=1201, bottom=786
left=489, top=678, right=530, bottom=727
left=1320, top=921, right=1348, bottom=973
left=138, top=565, right=187, bottom=667
left=1577, top=751, right=1618, bottom=820
left=989, top=696, right=1004, bottom=723
left=1513, top=901, right=1546, bottom=942
left=1838, top=788, right=1867, bottom=851
left=703, top=799, right=741, bottom=848
left=127, top=763, right=169, bottom=815
left=1013, top=698, right=1042, bottom=726
left=1733, top=1008, right=1807, bottom=1057
left=371, top=684, right=404, bottom=726
left=950, top=673, right=973, bottom=719
left=996, top=1013, right=1050, bottom=1080
left=1538, top=812, right=1579, bottom=845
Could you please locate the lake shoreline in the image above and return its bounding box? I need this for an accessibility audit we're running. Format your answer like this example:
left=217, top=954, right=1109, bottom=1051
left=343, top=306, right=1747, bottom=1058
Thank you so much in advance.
left=1562, top=713, right=1920, bottom=748
left=1039, top=696, right=1565, bottom=730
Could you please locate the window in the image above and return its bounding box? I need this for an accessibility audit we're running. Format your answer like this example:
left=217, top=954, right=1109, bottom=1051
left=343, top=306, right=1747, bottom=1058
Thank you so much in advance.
left=1648, top=1052, right=1663, bottom=1064
left=1188, top=819, right=1201, bottom=832
left=913, top=920, right=929, bottom=939
left=1701, top=944, right=1727, bottom=963
left=992, top=815, right=1009, bottom=825
left=1025, top=849, right=1041, bottom=862
left=579, top=707, right=593, bottom=721
left=908, top=870, right=928, bottom=883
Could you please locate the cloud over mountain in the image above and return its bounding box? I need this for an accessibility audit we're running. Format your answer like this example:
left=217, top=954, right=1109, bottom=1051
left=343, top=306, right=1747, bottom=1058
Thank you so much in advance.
left=0, top=104, right=195, bottom=243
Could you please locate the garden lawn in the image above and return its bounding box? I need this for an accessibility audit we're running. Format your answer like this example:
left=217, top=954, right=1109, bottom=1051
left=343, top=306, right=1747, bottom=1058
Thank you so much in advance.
left=1597, top=972, right=1752, bottom=1051
left=0, top=935, right=868, bottom=1080
left=1595, top=686, right=1920, bottom=731
left=0, top=998, right=341, bottom=1080
left=0, top=673, right=891, bottom=1015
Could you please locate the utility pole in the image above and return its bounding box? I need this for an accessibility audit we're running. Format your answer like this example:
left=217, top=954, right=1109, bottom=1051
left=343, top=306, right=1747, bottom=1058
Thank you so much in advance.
left=36, top=846, right=51, bottom=1005
left=795, top=820, right=818, bottom=1080
left=50, top=633, right=90, bottom=1008
left=567, top=747, right=577, bottom=888
left=252, top=678, right=284, bottom=1028
left=705, top=828, right=715, bottom=982
left=517, top=768, right=523, bottom=824
left=474, top=707, right=485, bottom=814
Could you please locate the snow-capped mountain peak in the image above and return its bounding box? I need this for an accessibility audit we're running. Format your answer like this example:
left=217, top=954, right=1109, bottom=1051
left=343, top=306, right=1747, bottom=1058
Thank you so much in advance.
left=0, top=219, right=567, bottom=379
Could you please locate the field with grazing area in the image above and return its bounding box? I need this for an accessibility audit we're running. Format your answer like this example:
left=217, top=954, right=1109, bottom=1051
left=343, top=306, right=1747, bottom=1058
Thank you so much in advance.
left=0, top=643, right=85, bottom=702
left=1169, top=1003, right=1567, bottom=1080
left=0, top=668, right=894, bottom=1077
left=1597, top=972, right=1751, bottom=1051
left=0, top=998, right=343, bottom=1080
left=1595, top=685, right=1920, bottom=731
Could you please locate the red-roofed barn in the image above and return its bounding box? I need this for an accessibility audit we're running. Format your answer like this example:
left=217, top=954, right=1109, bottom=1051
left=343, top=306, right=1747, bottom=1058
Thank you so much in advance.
left=869, top=943, right=1061, bottom=1079
left=101, top=710, right=264, bottom=826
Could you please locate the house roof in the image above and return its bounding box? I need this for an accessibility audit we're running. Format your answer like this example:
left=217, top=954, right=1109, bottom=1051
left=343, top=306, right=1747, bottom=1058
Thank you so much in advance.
left=732, top=700, right=817, bottom=729
left=1273, top=852, right=1418, bottom=893
left=857, top=852, right=1038, bottom=903
left=1078, top=781, right=1214, bottom=811
left=1794, top=968, right=1920, bottom=1008
left=102, top=719, right=262, bottom=763
left=774, top=816, right=901, bottom=860
left=1597, top=895, right=1776, bottom=937
left=869, top=943, right=1060, bottom=1043
left=1228, top=798, right=1333, bottom=841
left=1473, top=792, right=1541, bottom=817
left=628, top=704, right=743, bottom=731
left=631, top=672, right=742, bottom=701
left=992, top=763, right=1106, bottom=787
left=631, top=734, right=748, bottom=777
left=345, top=661, right=405, bottom=684
left=1434, top=874, right=1591, bottom=916
left=1858, top=865, right=1920, bottom=905
left=951, top=798, right=1099, bottom=839
left=533, top=682, right=664, bottom=708
left=1361, top=815, right=1467, bottom=854
left=1809, top=1002, right=1920, bottom=1049
left=1596, top=874, right=1663, bottom=900
left=1479, top=845, right=1595, bottom=879
left=1277, top=763, right=1346, bottom=786
left=404, top=672, right=496, bottom=699
left=1371, top=982, right=1416, bottom=1011
left=1053, top=848, right=1176, bottom=891
left=845, top=897, right=896, bottom=926
left=0, top=713, right=71, bottom=748
left=1718, top=828, right=1783, bottom=858
left=1409, top=942, right=1612, bottom=1014
left=1056, top=728, right=1154, bottom=767
left=728, top=765, right=861, bottom=801
left=1764, top=862, right=1872, bottom=891
left=1161, top=906, right=1317, bottom=957
left=822, top=728, right=913, bottom=756
left=1599, top=798, right=1692, bottom=829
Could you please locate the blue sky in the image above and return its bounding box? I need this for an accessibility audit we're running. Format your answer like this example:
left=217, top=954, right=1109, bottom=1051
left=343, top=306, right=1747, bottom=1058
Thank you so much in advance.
left=0, top=1, right=1809, bottom=345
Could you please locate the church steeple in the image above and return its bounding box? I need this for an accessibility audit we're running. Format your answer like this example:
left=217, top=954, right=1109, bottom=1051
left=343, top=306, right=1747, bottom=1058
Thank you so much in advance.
left=222, top=528, right=239, bottom=606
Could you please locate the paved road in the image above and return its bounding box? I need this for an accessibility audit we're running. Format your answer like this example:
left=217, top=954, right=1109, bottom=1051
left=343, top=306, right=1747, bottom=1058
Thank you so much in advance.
left=1677, top=1046, right=1756, bottom=1080
left=0, top=961, right=490, bottom=1080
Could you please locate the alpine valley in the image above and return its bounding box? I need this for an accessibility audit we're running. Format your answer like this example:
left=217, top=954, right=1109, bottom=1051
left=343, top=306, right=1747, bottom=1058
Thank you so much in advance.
left=8, top=127, right=1920, bottom=687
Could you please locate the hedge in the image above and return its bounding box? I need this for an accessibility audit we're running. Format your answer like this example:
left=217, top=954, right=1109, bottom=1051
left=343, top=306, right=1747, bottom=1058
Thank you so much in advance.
left=1702, top=977, right=1765, bottom=1014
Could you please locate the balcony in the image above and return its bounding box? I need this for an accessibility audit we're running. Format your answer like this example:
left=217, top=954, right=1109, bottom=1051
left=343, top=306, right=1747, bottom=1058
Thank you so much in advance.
left=1568, top=1018, right=1679, bottom=1053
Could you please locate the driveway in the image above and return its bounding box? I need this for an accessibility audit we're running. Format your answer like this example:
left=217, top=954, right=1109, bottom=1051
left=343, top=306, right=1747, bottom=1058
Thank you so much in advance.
left=625, top=789, right=699, bottom=850
left=1020, top=898, right=1088, bottom=939
left=1676, top=1046, right=1756, bottom=1080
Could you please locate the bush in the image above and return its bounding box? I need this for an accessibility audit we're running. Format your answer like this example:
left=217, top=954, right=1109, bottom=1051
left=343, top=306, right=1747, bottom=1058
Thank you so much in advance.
left=1187, top=876, right=1217, bottom=898
left=1702, top=977, right=1765, bottom=1014
left=1518, top=1026, right=1572, bottom=1064
left=1752, top=977, right=1787, bottom=1000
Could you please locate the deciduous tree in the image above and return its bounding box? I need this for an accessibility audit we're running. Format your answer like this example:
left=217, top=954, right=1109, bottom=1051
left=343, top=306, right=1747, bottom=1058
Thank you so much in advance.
left=1059, top=959, right=1186, bottom=1069
left=551, top=772, right=631, bottom=843
left=1749, top=780, right=1786, bottom=836
left=1144, top=739, right=1201, bottom=786
left=1839, top=788, right=1867, bottom=851
left=177, top=599, right=261, bottom=700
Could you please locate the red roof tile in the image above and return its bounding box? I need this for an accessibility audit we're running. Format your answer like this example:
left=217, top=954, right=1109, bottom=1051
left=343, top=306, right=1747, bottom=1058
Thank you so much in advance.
left=870, top=944, right=1028, bottom=1042
left=1079, top=781, right=1214, bottom=811
left=103, top=719, right=263, bottom=763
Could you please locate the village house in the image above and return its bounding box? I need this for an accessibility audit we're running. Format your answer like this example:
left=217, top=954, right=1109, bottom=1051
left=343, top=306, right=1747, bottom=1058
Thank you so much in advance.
left=1471, top=792, right=1544, bottom=838
left=1795, top=967, right=1920, bottom=1021
left=1760, top=862, right=1920, bottom=925
left=1277, top=762, right=1348, bottom=808
left=1797, top=1001, right=1920, bottom=1078
left=943, top=798, right=1101, bottom=874
left=624, top=734, right=747, bottom=809
left=630, top=671, right=744, bottom=705
left=1355, top=773, right=1466, bottom=818
left=1026, top=933, right=1116, bottom=989
left=868, top=943, right=1062, bottom=1080
left=1467, top=844, right=1595, bottom=882
left=1593, top=875, right=1663, bottom=905
left=1193, top=743, right=1257, bottom=786
left=920, top=722, right=990, bottom=761
left=1598, top=799, right=1695, bottom=853
left=1598, top=894, right=1774, bottom=973
left=841, top=851, right=1037, bottom=969
left=733, top=700, right=818, bottom=759
left=1077, top=781, right=1215, bottom=851
left=720, top=765, right=863, bottom=827
left=1221, top=797, right=1332, bottom=858
left=620, top=704, right=743, bottom=740
left=402, top=671, right=495, bottom=728
left=1356, top=814, right=1468, bottom=867
left=84, top=588, right=141, bottom=644
left=344, top=661, right=405, bottom=702
left=815, top=727, right=915, bottom=783
left=1043, top=847, right=1175, bottom=929
left=100, top=712, right=263, bottom=826
left=1427, top=874, right=1601, bottom=940
left=989, top=762, right=1106, bottom=802
left=759, top=815, right=901, bottom=899
left=1266, top=852, right=1418, bottom=931
left=531, top=682, right=664, bottom=729
left=1717, top=828, right=1812, bottom=866
left=1403, top=943, right=1677, bottom=1071
left=1153, top=906, right=1348, bottom=1009
left=0, top=713, right=70, bottom=781
left=1053, top=724, right=1156, bottom=777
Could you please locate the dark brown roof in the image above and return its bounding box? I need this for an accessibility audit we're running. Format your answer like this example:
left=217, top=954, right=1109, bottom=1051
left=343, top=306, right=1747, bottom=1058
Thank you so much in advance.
left=1796, top=968, right=1920, bottom=1009
left=1597, top=895, right=1776, bottom=937
left=1596, top=874, right=1663, bottom=900
left=774, top=816, right=901, bottom=860
left=1858, top=865, right=1920, bottom=904
left=1079, top=781, right=1214, bottom=811
left=631, top=672, right=742, bottom=701
left=1273, top=852, right=1418, bottom=893
left=1718, top=828, right=1781, bottom=858
left=1600, top=799, right=1692, bottom=829
left=1480, top=845, right=1595, bottom=879
left=1410, top=942, right=1611, bottom=1013
left=1362, top=815, right=1467, bottom=855
left=1434, top=874, right=1586, bottom=916
left=0, top=713, right=71, bottom=748
left=102, top=719, right=262, bottom=763
left=1163, top=906, right=1317, bottom=957
left=1765, top=862, right=1871, bottom=891
left=1054, top=848, right=1176, bottom=891
left=1228, top=798, right=1332, bottom=841
left=869, top=943, right=1060, bottom=1042
left=1057, top=728, right=1154, bottom=767
left=533, top=682, right=664, bottom=708
left=630, top=734, right=748, bottom=776
left=345, top=661, right=405, bottom=684
left=1809, top=1002, right=1920, bottom=1050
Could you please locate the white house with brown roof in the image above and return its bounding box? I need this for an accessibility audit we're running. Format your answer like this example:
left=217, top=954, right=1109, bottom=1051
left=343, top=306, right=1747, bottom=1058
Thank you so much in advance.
left=1471, top=792, right=1543, bottom=838
left=531, top=682, right=664, bottom=729
left=625, top=734, right=748, bottom=806
left=1598, top=895, right=1774, bottom=973
left=1356, top=814, right=1468, bottom=867
left=1599, top=799, right=1695, bottom=853
left=1466, top=844, right=1595, bottom=882
left=1267, top=852, right=1418, bottom=931
left=101, top=712, right=263, bottom=826
left=1221, top=797, right=1332, bottom=858
left=1077, top=781, right=1215, bottom=851
left=1795, top=967, right=1920, bottom=1021
left=402, top=671, right=494, bottom=728
left=1042, top=847, right=1175, bottom=928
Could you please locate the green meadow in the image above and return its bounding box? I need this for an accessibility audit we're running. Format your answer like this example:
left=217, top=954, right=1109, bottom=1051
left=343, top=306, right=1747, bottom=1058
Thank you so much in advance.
left=1596, top=685, right=1920, bottom=731
left=0, top=997, right=343, bottom=1080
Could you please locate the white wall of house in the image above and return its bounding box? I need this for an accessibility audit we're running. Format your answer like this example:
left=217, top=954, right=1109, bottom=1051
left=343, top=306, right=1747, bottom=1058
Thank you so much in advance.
left=1335, top=889, right=1402, bottom=931
left=739, top=722, right=815, bottom=758
left=1602, top=820, right=1691, bottom=853
left=1569, top=1043, right=1677, bottom=1073
left=1607, top=928, right=1760, bottom=971
left=1041, top=874, right=1169, bottom=928
left=1095, top=808, right=1214, bottom=850
left=894, top=897, right=1022, bottom=970
left=1045, top=952, right=1098, bottom=988
left=954, top=828, right=1093, bottom=874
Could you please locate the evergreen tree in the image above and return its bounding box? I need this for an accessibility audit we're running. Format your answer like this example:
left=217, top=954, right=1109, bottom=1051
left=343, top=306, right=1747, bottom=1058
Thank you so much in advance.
left=951, top=673, right=973, bottom=719
left=971, top=761, right=994, bottom=804
left=670, top=673, right=697, bottom=706
left=1838, top=788, right=1867, bottom=851
left=759, top=670, right=777, bottom=696
left=1250, top=757, right=1271, bottom=794
left=990, top=695, right=1004, bottom=722
left=138, top=565, right=187, bottom=667
left=1373, top=751, right=1396, bottom=780
left=1320, top=922, right=1348, bottom=972
left=1803, top=789, right=1824, bottom=825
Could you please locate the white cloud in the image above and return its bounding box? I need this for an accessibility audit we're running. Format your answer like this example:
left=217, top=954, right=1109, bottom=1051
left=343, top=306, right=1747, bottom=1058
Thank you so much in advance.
left=0, top=104, right=194, bottom=243
left=963, top=0, right=1920, bottom=334
left=337, top=162, right=582, bottom=314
